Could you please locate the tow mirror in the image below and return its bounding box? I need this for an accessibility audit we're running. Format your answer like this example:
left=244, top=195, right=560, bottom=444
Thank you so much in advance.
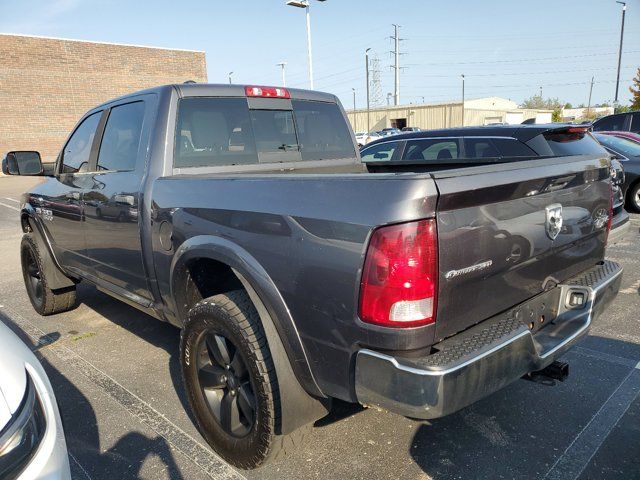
left=2, top=151, right=44, bottom=176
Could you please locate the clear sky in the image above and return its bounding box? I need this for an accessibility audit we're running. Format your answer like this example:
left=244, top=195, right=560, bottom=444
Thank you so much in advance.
left=1, top=0, right=639, bottom=110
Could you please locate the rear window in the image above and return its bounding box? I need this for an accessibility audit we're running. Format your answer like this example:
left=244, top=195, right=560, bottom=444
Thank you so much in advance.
left=543, top=131, right=607, bottom=156
left=174, top=97, right=355, bottom=168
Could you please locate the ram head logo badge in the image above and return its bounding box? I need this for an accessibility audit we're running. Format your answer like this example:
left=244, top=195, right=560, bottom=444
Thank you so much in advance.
left=545, top=204, right=563, bottom=240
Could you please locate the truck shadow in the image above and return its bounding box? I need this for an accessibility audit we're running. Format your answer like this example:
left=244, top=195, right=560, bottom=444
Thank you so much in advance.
left=0, top=311, right=185, bottom=480
left=408, top=336, right=640, bottom=479
left=74, top=283, right=195, bottom=422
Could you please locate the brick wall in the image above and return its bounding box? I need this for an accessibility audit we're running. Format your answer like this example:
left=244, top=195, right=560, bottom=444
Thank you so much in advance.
left=0, top=34, right=207, bottom=162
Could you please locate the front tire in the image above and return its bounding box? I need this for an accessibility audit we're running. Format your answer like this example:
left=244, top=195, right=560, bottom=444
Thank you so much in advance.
left=180, top=291, right=283, bottom=469
left=20, top=234, right=76, bottom=315
left=627, top=182, right=640, bottom=213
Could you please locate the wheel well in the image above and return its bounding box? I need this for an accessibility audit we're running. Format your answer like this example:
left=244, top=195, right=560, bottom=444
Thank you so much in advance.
left=21, top=214, right=32, bottom=233
left=175, top=257, right=244, bottom=321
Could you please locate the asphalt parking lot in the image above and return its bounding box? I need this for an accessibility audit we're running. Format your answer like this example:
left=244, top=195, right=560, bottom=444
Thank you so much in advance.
left=0, top=176, right=638, bottom=480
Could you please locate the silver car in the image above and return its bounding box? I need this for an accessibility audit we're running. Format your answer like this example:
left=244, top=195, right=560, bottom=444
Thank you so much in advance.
left=0, top=321, right=70, bottom=479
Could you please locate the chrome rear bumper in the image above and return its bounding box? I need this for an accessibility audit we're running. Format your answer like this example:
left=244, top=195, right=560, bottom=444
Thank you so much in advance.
left=355, top=260, right=623, bottom=419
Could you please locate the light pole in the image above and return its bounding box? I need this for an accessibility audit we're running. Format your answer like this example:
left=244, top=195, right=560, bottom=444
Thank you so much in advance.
left=277, top=62, right=287, bottom=86
left=352, top=88, right=357, bottom=132
left=386, top=93, right=392, bottom=106
left=366, top=48, right=371, bottom=132
left=614, top=1, right=627, bottom=107
left=286, top=0, right=325, bottom=89
left=461, top=74, right=465, bottom=127
left=228, top=71, right=233, bottom=84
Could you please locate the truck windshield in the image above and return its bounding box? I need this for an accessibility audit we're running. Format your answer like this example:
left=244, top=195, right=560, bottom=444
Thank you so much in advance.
left=174, top=97, right=356, bottom=168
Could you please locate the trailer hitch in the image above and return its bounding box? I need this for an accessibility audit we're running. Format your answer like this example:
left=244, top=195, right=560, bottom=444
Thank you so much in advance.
left=523, top=361, right=569, bottom=386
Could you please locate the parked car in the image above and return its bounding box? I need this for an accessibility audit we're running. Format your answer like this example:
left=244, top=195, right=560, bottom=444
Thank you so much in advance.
left=592, top=110, right=640, bottom=134
left=360, top=124, right=630, bottom=243
left=378, top=127, right=401, bottom=137
left=401, top=126, right=421, bottom=132
left=593, top=132, right=640, bottom=212
left=7, top=84, right=622, bottom=469
left=354, top=131, right=380, bottom=147
left=0, top=321, right=70, bottom=479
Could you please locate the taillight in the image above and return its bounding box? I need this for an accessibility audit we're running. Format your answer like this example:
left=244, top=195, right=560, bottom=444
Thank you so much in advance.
left=244, top=86, right=290, bottom=98
left=359, top=219, right=438, bottom=328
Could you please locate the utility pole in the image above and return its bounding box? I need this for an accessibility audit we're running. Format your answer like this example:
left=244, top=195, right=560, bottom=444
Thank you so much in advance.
left=539, top=86, right=543, bottom=98
left=228, top=71, right=233, bottom=84
left=587, top=76, right=594, bottom=116
left=614, top=1, right=627, bottom=107
left=461, top=74, right=465, bottom=127
left=277, top=62, right=287, bottom=86
left=366, top=48, right=371, bottom=132
left=352, top=88, right=357, bottom=132
left=391, top=24, right=401, bottom=105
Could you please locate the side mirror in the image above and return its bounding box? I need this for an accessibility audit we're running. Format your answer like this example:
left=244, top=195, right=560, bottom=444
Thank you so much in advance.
left=2, top=151, right=44, bottom=176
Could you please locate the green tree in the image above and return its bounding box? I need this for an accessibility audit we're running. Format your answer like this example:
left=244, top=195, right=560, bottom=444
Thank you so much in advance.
left=564, top=102, right=573, bottom=109
left=629, top=67, right=640, bottom=110
left=521, top=94, right=563, bottom=110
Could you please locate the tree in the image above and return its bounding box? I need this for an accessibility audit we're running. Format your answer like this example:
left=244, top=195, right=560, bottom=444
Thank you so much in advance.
left=520, top=94, right=563, bottom=110
left=564, top=102, right=573, bottom=109
left=630, top=67, right=640, bottom=110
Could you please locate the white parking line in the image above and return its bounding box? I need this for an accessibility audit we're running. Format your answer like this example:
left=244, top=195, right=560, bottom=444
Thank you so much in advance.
left=0, top=306, right=245, bottom=480
left=3, top=197, right=19, bottom=204
left=543, top=361, right=640, bottom=480
left=0, top=201, right=19, bottom=212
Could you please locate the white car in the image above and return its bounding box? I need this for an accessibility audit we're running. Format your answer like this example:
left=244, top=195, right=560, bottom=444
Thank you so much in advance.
left=0, top=321, right=70, bottom=479
left=355, top=132, right=381, bottom=147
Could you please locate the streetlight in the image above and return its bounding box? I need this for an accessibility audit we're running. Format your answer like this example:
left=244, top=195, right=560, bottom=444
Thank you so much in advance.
left=352, top=88, right=357, bottom=132
left=461, top=74, right=465, bottom=127
left=286, top=0, right=326, bottom=89
left=386, top=93, right=392, bottom=106
left=228, top=71, right=233, bottom=84
left=365, top=48, right=371, bottom=132
left=277, top=62, right=287, bottom=86
left=614, top=1, right=627, bottom=107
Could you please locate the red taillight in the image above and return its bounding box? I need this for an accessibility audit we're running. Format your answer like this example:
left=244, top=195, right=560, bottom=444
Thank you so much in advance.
left=359, top=219, right=438, bottom=328
left=244, top=85, right=290, bottom=98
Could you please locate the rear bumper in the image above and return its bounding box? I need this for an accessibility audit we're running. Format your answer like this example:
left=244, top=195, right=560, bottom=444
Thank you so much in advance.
left=355, top=260, right=623, bottom=419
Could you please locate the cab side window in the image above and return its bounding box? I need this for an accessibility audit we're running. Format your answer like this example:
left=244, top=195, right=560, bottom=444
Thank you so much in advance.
left=61, top=111, right=101, bottom=174
left=97, top=102, right=145, bottom=172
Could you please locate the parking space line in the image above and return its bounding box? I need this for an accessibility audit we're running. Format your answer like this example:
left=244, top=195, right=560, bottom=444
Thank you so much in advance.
left=0, top=306, right=245, bottom=480
left=0, top=201, right=19, bottom=212
left=3, top=197, right=19, bottom=204
left=543, top=361, right=640, bottom=480
left=571, top=346, right=639, bottom=369
left=69, top=452, right=93, bottom=480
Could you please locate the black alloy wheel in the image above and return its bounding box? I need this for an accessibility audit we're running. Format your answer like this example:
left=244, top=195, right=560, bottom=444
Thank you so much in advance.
left=196, top=331, right=256, bottom=437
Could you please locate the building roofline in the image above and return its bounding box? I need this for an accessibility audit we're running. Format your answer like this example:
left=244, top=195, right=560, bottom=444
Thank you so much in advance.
left=0, top=32, right=205, bottom=53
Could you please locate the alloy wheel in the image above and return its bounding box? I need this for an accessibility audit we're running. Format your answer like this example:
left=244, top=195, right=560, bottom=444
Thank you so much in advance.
left=196, top=332, right=256, bottom=437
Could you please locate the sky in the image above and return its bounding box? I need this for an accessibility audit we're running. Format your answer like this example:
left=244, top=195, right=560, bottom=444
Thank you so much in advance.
left=1, top=0, right=639, bottom=111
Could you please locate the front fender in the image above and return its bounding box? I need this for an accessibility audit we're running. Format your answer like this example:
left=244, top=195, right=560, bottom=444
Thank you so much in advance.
left=170, top=235, right=325, bottom=402
left=21, top=205, right=76, bottom=290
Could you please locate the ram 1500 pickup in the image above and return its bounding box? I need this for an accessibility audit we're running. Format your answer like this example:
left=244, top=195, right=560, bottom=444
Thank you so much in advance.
left=6, top=84, right=622, bottom=468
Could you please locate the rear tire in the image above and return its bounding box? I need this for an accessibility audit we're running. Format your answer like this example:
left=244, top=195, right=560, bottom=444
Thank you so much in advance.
left=627, top=182, right=640, bottom=213
left=20, top=234, right=76, bottom=316
left=181, top=290, right=294, bottom=469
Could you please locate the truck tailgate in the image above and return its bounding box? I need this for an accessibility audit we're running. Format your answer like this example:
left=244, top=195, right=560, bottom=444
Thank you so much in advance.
left=433, top=155, right=610, bottom=341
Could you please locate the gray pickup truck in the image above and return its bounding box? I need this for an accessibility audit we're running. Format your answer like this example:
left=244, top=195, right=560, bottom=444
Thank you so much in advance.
left=4, top=84, right=623, bottom=469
